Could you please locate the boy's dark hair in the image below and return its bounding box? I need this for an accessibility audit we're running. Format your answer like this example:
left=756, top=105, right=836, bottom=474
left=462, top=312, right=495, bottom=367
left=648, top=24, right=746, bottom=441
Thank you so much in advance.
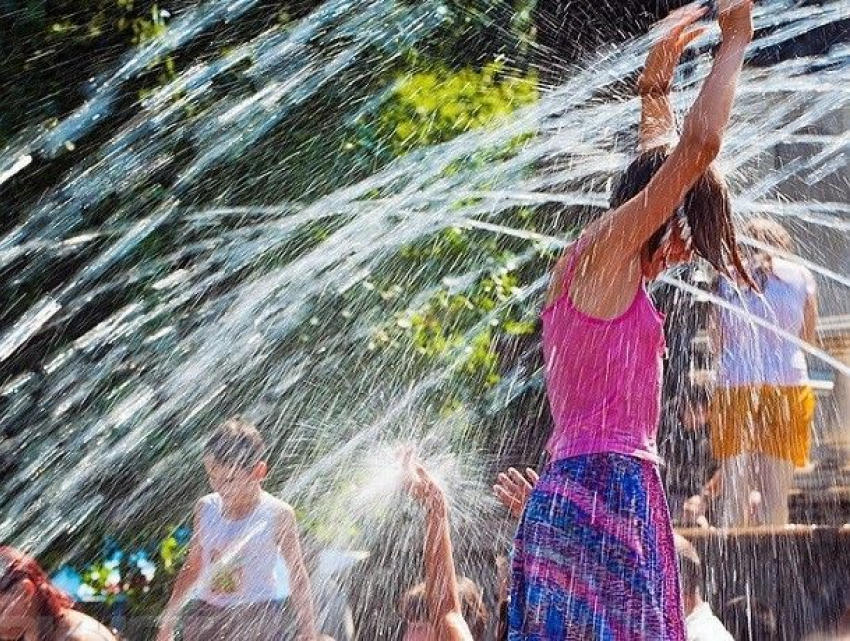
left=720, top=595, right=778, bottom=641
left=674, top=534, right=703, bottom=599
left=399, top=576, right=489, bottom=640
left=204, top=416, right=266, bottom=469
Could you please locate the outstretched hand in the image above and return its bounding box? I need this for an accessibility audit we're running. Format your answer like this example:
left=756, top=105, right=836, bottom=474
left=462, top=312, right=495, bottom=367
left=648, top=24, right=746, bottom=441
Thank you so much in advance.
left=401, top=450, right=447, bottom=514
left=493, top=467, right=539, bottom=519
left=639, top=3, right=708, bottom=94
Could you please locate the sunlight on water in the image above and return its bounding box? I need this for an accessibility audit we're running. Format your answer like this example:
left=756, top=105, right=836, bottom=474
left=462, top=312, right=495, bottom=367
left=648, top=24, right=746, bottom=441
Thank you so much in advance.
left=0, top=0, right=847, bottom=636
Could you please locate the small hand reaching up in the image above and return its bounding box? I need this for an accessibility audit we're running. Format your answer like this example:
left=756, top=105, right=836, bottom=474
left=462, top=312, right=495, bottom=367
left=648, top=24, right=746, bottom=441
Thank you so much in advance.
left=400, top=451, right=473, bottom=641
left=408, top=463, right=447, bottom=510
left=493, top=467, right=539, bottom=519
left=402, top=451, right=448, bottom=515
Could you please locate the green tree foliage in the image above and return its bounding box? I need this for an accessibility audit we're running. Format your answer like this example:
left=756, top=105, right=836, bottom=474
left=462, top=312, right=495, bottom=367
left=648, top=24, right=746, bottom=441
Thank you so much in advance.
left=352, top=62, right=541, bottom=407
left=374, top=61, right=537, bottom=156
left=0, top=0, right=555, bottom=598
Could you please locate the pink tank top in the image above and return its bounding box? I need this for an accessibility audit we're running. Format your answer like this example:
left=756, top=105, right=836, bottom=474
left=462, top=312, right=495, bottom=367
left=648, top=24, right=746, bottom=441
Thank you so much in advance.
left=541, top=240, right=666, bottom=464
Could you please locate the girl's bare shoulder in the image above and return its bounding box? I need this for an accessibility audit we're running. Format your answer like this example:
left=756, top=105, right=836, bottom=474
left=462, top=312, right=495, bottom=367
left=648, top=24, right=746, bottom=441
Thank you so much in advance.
left=263, top=491, right=296, bottom=522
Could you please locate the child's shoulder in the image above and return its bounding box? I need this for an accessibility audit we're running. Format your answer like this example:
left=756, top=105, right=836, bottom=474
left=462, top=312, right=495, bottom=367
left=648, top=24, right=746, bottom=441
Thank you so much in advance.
left=260, top=491, right=296, bottom=520
left=195, top=492, right=220, bottom=509
left=772, top=258, right=815, bottom=292
left=64, top=610, right=118, bottom=640
left=191, top=493, right=221, bottom=520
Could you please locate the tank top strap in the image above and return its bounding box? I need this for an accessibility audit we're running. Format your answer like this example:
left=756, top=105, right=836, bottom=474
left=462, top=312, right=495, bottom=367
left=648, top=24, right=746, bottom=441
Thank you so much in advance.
left=542, top=236, right=593, bottom=315
left=254, top=492, right=278, bottom=521
left=196, top=494, right=218, bottom=541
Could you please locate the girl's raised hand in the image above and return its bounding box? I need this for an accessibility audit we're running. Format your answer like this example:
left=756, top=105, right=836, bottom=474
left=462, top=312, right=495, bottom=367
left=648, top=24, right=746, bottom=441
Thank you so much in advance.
left=718, top=0, right=754, bottom=42
left=639, top=3, right=708, bottom=94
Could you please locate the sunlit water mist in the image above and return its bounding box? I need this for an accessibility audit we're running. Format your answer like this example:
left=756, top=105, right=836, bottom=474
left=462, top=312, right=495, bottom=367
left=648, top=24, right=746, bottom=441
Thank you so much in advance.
left=0, top=0, right=848, bottom=636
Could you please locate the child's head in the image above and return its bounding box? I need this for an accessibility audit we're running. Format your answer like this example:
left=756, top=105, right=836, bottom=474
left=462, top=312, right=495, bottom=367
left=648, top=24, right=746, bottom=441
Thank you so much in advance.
left=399, top=576, right=488, bottom=640
left=742, top=216, right=794, bottom=253
left=720, top=595, right=779, bottom=641
left=0, top=546, right=74, bottom=639
left=612, top=146, right=753, bottom=286
left=203, top=416, right=268, bottom=500
left=740, top=216, right=794, bottom=280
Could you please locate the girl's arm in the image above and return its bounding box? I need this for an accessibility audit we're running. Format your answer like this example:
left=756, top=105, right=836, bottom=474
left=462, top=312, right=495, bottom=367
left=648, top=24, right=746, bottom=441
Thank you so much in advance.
left=277, top=505, right=317, bottom=641
left=801, top=271, right=818, bottom=343
left=638, top=91, right=677, bottom=153
left=583, top=1, right=753, bottom=269
left=406, top=462, right=472, bottom=641
left=708, top=305, right=724, bottom=360
left=802, top=294, right=818, bottom=343
left=156, top=504, right=205, bottom=641
left=638, top=5, right=707, bottom=151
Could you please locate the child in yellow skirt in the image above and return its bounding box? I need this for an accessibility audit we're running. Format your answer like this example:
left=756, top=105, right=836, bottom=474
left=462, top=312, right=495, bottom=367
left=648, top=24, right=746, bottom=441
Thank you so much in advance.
left=709, top=218, right=818, bottom=526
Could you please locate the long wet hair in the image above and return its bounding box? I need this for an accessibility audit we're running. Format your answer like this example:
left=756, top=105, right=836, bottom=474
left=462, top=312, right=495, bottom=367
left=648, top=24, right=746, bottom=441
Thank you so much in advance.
left=610, top=146, right=756, bottom=288
left=0, top=546, right=74, bottom=641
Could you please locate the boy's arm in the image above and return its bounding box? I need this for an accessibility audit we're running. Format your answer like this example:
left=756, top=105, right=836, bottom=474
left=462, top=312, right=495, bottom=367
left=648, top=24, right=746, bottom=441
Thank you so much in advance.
left=277, top=504, right=317, bottom=641
left=423, top=488, right=462, bottom=626
left=156, top=502, right=205, bottom=641
left=441, top=611, right=474, bottom=641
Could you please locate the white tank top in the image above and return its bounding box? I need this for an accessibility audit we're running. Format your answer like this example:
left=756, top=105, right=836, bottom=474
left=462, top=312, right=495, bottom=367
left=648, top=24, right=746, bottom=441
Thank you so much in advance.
left=716, top=258, right=816, bottom=388
left=197, top=491, right=290, bottom=606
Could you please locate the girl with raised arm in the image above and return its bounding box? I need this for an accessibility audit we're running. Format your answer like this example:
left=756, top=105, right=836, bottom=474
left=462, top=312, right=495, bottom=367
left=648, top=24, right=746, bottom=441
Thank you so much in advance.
left=509, top=2, right=754, bottom=639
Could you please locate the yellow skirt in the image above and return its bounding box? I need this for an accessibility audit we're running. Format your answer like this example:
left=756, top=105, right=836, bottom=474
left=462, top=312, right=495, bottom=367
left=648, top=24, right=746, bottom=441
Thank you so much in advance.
left=709, top=385, right=816, bottom=467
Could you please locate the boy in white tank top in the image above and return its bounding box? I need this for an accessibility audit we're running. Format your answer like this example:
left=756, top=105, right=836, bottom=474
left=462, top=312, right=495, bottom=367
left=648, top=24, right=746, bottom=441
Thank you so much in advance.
left=156, top=417, right=316, bottom=641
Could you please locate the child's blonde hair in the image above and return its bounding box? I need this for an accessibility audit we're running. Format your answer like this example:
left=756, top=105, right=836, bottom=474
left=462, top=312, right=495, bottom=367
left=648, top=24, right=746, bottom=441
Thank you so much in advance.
left=741, top=217, right=794, bottom=284
left=399, top=577, right=489, bottom=640
left=742, top=217, right=794, bottom=253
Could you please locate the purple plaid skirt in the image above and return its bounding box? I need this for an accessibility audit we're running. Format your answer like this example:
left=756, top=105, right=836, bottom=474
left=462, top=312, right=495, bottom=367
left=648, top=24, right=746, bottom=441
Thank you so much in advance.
left=509, top=454, right=685, bottom=640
